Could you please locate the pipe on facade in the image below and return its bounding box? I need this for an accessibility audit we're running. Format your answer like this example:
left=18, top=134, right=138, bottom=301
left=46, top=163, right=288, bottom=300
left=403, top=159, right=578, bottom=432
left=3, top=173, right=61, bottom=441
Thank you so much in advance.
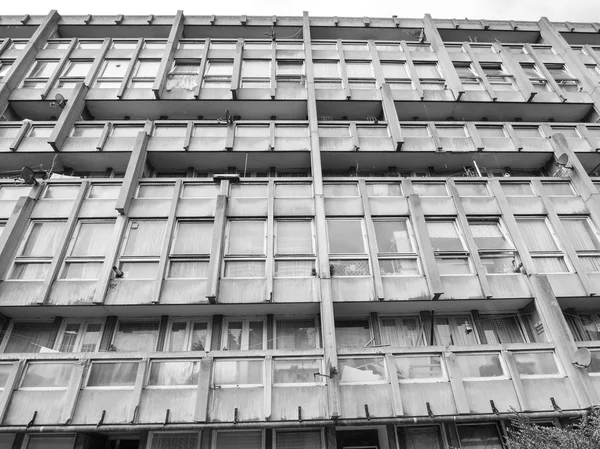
left=0, top=410, right=588, bottom=433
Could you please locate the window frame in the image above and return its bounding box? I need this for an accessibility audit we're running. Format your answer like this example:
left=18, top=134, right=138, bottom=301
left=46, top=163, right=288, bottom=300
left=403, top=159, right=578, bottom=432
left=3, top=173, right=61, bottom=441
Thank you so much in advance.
left=394, top=354, right=447, bottom=383
left=468, top=218, right=519, bottom=275
left=18, top=361, right=74, bottom=391
left=512, top=350, right=564, bottom=379
left=111, top=319, right=161, bottom=353
left=426, top=219, right=472, bottom=275
left=84, top=360, right=140, bottom=390
left=454, top=352, right=508, bottom=381
left=221, top=317, right=267, bottom=351
left=164, top=317, right=211, bottom=352
left=516, top=216, right=570, bottom=273
left=373, top=218, right=421, bottom=277
left=54, top=319, right=105, bottom=353
left=272, top=357, right=325, bottom=386
left=116, top=219, right=167, bottom=280
left=145, top=359, right=201, bottom=389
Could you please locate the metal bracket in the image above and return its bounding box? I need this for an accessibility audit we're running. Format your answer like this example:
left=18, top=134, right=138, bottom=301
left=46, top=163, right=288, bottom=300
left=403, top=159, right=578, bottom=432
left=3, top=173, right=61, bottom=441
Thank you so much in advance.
left=426, top=402, right=434, bottom=418
left=97, top=410, right=106, bottom=427
left=364, top=404, right=370, bottom=420
left=550, top=397, right=562, bottom=412
left=27, top=411, right=37, bottom=427
left=164, top=408, right=170, bottom=425
left=298, top=406, right=302, bottom=422
left=490, top=399, right=500, bottom=415
left=234, top=407, right=238, bottom=423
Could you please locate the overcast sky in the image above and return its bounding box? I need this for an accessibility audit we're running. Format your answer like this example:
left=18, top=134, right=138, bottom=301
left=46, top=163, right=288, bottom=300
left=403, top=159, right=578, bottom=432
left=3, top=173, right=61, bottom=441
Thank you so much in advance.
left=2, top=0, right=599, bottom=22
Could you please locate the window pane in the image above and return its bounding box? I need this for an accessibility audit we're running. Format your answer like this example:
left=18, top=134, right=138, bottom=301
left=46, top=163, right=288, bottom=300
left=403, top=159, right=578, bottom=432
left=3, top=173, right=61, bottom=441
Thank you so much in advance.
left=374, top=220, right=412, bottom=253
left=276, top=431, right=321, bottom=449
left=426, top=222, right=464, bottom=252
left=224, top=261, right=265, bottom=277
left=517, top=219, right=558, bottom=251
left=29, top=61, right=58, bottom=78
left=561, top=218, right=600, bottom=251
left=71, top=222, right=113, bottom=256
left=148, top=361, right=199, bottom=386
left=230, top=184, right=268, bottom=198
left=173, top=222, right=212, bottom=254
left=62, top=61, right=92, bottom=77
left=182, top=184, right=219, bottom=198
left=274, top=359, right=321, bottom=384
left=276, top=320, right=317, bottom=350
left=381, top=317, right=423, bottom=347
left=327, top=220, right=364, bottom=253
left=22, top=222, right=65, bottom=257
left=397, top=426, right=444, bottom=449
left=4, top=323, right=54, bottom=353
left=379, top=259, right=419, bottom=275
left=458, top=425, right=503, bottom=449
left=434, top=316, right=478, bottom=346
left=330, top=259, right=370, bottom=276
left=216, top=431, right=262, bottom=449
left=339, top=358, right=386, bottom=382
left=275, top=184, right=312, bottom=197
left=543, top=182, right=574, bottom=196
left=72, top=126, right=103, bottom=137
left=10, top=263, right=50, bottom=280
left=21, top=363, right=73, bottom=388
left=481, top=256, right=518, bottom=274
left=227, top=221, right=265, bottom=255
left=456, top=183, right=489, bottom=197
left=0, top=186, right=31, bottom=199
left=502, top=183, right=534, bottom=196
left=533, top=257, right=569, bottom=273
left=413, top=183, right=447, bottom=196
left=87, top=362, right=138, bottom=387
left=123, top=221, right=166, bottom=256
left=0, top=365, right=13, bottom=388
left=477, top=126, right=506, bottom=138
left=366, top=183, right=402, bottom=196
left=100, top=60, right=129, bottom=77
left=323, top=183, right=357, bottom=197
left=277, top=221, right=313, bottom=254
left=213, top=360, right=263, bottom=385
left=137, top=184, right=173, bottom=198
left=44, top=185, right=79, bottom=199
left=335, top=320, right=371, bottom=347
left=456, top=354, right=504, bottom=378
left=470, top=222, right=513, bottom=250
left=480, top=315, right=525, bottom=344
left=113, top=321, right=159, bottom=352
left=61, top=262, right=103, bottom=280
left=168, top=261, right=208, bottom=279
left=26, top=435, right=75, bottom=449
left=274, top=260, right=314, bottom=277
left=120, top=261, right=158, bottom=279
left=89, top=185, right=120, bottom=199
left=513, top=352, right=559, bottom=375
left=395, top=356, right=443, bottom=380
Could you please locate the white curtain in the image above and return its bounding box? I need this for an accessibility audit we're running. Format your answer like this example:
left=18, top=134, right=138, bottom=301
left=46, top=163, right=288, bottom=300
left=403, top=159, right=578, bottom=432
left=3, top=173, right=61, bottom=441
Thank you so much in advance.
left=173, top=222, right=212, bottom=254
left=227, top=221, right=265, bottom=255
left=166, top=74, right=199, bottom=91
left=380, top=317, right=422, bottom=347
left=561, top=218, right=600, bottom=251
left=517, top=219, right=558, bottom=252
left=71, top=222, right=113, bottom=256
left=148, top=361, right=199, bottom=386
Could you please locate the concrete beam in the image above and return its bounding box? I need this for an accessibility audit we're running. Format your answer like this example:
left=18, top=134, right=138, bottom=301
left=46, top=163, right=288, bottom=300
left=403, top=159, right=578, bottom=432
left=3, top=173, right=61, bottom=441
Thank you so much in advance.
left=48, top=82, right=89, bottom=151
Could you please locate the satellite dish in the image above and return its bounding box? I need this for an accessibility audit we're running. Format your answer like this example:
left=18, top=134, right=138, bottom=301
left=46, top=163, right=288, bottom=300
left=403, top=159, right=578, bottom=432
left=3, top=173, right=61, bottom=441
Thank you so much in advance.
left=50, top=93, right=66, bottom=109
left=556, top=153, right=569, bottom=167
left=572, top=347, right=591, bottom=369
left=21, top=167, right=38, bottom=185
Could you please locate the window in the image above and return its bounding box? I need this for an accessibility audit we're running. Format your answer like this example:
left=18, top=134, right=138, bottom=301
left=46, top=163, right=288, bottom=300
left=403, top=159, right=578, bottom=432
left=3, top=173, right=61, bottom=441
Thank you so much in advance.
left=469, top=220, right=518, bottom=274
left=87, top=361, right=138, bottom=387
left=22, top=60, right=58, bottom=88
left=374, top=219, right=419, bottom=276
left=72, top=126, right=103, bottom=138
left=181, top=183, right=219, bottom=198
left=456, top=353, right=504, bottom=379
left=455, top=63, right=484, bottom=90
left=275, top=220, right=315, bottom=278
left=178, top=40, right=205, bottom=50
left=0, top=61, right=13, bottom=80
left=433, top=315, right=478, bottom=345
left=346, top=61, right=375, bottom=88
left=149, top=432, right=200, bottom=449
left=546, top=64, right=581, bottom=92
left=521, top=63, right=551, bottom=92
left=335, top=319, right=372, bottom=347
left=502, top=182, right=535, bottom=197
left=587, top=64, right=600, bottom=83
left=276, top=60, right=305, bottom=89
left=319, top=126, right=352, bottom=151
left=137, top=183, right=174, bottom=198
left=202, top=59, right=233, bottom=88
left=25, top=435, right=76, bottom=449
left=313, top=60, right=341, bottom=89
left=129, top=59, right=160, bottom=89
left=94, top=59, right=130, bottom=88
left=513, top=352, right=560, bottom=377
left=397, top=426, right=445, bottom=449
left=543, top=182, right=575, bottom=196
left=323, top=183, right=358, bottom=196
left=20, top=362, right=73, bottom=389
left=166, top=319, right=208, bottom=351
left=215, top=431, right=262, bottom=449
left=61, top=220, right=114, bottom=280
left=414, top=63, right=445, bottom=90
left=457, top=424, right=503, bottom=449
left=426, top=220, right=471, bottom=274
left=166, top=60, right=200, bottom=91
left=274, top=359, right=322, bottom=385
left=275, top=319, right=318, bottom=349
left=55, top=320, right=103, bottom=352
left=117, top=220, right=166, bottom=279
left=479, top=314, right=526, bottom=344
left=436, top=126, right=467, bottom=138
left=366, top=183, right=402, bottom=196
left=356, top=126, right=392, bottom=149
left=168, top=221, right=212, bottom=279
left=413, top=182, right=448, bottom=196
left=274, top=125, right=310, bottom=150
left=43, top=184, right=80, bottom=199
left=561, top=217, right=600, bottom=272
left=481, top=63, right=516, bottom=91
left=78, top=40, right=102, bottom=49
left=222, top=318, right=265, bottom=350
left=455, top=182, right=489, bottom=197
left=327, top=219, right=370, bottom=276
left=517, top=218, right=568, bottom=273
left=395, top=356, right=444, bottom=381
left=10, top=221, right=65, bottom=280
left=381, top=62, right=412, bottom=90
left=2, top=322, right=55, bottom=353
left=230, top=183, right=268, bottom=198
left=55, top=60, right=93, bottom=88
left=339, top=357, right=386, bottom=383
left=147, top=361, right=200, bottom=386
left=565, top=311, right=600, bottom=341
left=213, top=359, right=263, bottom=386
left=0, top=126, right=20, bottom=139
left=380, top=316, right=424, bottom=346
left=241, top=59, right=271, bottom=88
left=112, top=320, right=160, bottom=352
left=0, top=185, right=31, bottom=199
left=224, top=220, right=266, bottom=278
left=88, top=184, right=121, bottom=199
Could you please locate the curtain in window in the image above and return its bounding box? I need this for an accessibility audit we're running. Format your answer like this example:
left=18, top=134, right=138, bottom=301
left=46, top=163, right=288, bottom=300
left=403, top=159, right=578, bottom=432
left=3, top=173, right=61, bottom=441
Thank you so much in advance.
left=276, top=431, right=321, bottom=449
left=581, top=256, right=600, bottom=272
left=216, top=431, right=262, bottom=449
left=470, top=223, right=512, bottom=250
left=561, top=219, right=600, bottom=251
left=22, top=222, right=65, bottom=257
left=123, top=221, right=166, bottom=256
left=532, top=256, right=568, bottom=273
left=479, top=315, right=525, bottom=344
left=380, top=318, right=423, bottom=346
left=151, top=433, right=199, bottom=449
left=517, top=219, right=558, bottom=251
left=213, top=360, right=263, bottom=385
left=166, top=74, right=199, bottom=91
left=113, top=321, right=159, bottom=352
left=276, top=320, right=317, bottom=350
left=579, top=314, right=600, bottom=340
left=4, top=323, right=54, bottom=353
left=148, top=361, right=199, bottom=386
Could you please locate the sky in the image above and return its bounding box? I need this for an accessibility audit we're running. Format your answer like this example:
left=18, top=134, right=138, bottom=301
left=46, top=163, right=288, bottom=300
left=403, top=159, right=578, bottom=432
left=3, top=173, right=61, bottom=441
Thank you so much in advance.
left=2, top=0, right=600, bottom=22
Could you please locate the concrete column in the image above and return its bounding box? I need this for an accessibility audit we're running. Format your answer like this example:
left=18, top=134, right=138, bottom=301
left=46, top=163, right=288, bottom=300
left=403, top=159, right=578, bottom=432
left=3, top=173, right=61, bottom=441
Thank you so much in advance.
left=152, top=10, right=184, bottom=99
left=115, top=130, right=150, bottom=215
left=48, top=82, right=89, bottom=151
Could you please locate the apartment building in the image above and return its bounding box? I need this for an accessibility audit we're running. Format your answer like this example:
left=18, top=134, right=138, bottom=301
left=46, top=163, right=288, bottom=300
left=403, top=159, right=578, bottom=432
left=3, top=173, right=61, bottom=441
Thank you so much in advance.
left=1, top=9, right=600, bottom=449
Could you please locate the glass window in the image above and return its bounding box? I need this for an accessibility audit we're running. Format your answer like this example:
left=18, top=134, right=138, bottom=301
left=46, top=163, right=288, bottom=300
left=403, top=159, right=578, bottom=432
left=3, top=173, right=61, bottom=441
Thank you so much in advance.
left=72, top=126, right=103, bottom=137
left=0, top=364, right=13, bottom=388
left=426, top=221, right=464, bottom=252
left=380, top=317, right=423, bottom=347
left=434, top=316, right=478, bottom=346
left=366, top=183, right=402, bottom=196
left=456, top=354, right=504, bottom=378
left=26, top=435, right=76, bottom=449
left=327, top=220, right=365, bottom=253
left=70, top=222, right=113, bottom=256
left=148, top=361, right=200, bottom=386
left=469, top=221, right=513, bottom=250
left=57, top=322, right=102, bottom=353
left=402, top=126, right=430, bottom=138
left=479, top=315, right=525, bottom=344
left=513, top=352, right=560, bottom=376
left=395, top=356, right=444, bottom=380
left=172, top=221, right=212, bottom=255
left=137, top=184, right=174, bottom=198
left=517, top=218, right=559, bottom=252
left=335, top=319, right=371, bottom=347
left=44, top=185, right=80, bottom=199
left=181, top=184, right=219, bottom=198
left=543, top=182, right=575, bottom=196
left=224, top=261, right=265, bottom=278
left=477, top=126, right=506, bottom=138
left=223, top=320, right=265, bottom=350
left=456, top=183, right=489, bottom=197
left=502, top=182, right=535, bottom=196
left=150, top=433, right=199, bottom=449
left=0, top=186, right=31, bottom=199
left=413, top=182, right=447, bottom=196
left=61, top=61, right=92, bottom=78
left=3, top=322, right=54, bottom=353
left=397, top=426, right=445, bottom=449
left=275, top=184, right=312, bottom=197
left=99, top=59, right=129, bottom=78
left=227, top=221, right=265, bottom=255
left=168, top=261, right=208, bottom=279
left=87, top=362, right=138, bottom=387
left=28, top=60, right=58, bottom=78
left=374, top=220, right=413, bottom=253
left=123, top=220, right=166, bottom=256
left=167, top=321, right=208, bottom=351
left=275, top=431, right=321, bottom=449
left=457, top=424, right=503, bottom=449
left=88, top=184, right=120, bottom=199
left=276, top=221, right=313, bottom=255
left=21, top=221, right=65, bottom=257
left=339, top=357, right=386, bottom=383
left=436, top=126, right=467, bottom=138
left=112, top=320, right=159, bottom=352
left=216, top=431, right=262, bottom=449
left=323, top=183, right=358, bottom=197
left=230, top=184, right=267, bottom=198
left=275, top=319, right=317, bottom=350
left=274, top=260, right=314, bottom=278
left=21, top=362, right=73, bottom=388
left=274, top=359, right=321, bottom=384
left=213, top=360, right=263, bottom=385
left=561, top=218, right=600, bottom=251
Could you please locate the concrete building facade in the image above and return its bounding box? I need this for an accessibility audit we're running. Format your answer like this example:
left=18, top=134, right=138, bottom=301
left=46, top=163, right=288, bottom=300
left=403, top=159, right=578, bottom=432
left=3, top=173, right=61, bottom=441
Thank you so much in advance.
left=0, top=9, right=600, bottom=449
